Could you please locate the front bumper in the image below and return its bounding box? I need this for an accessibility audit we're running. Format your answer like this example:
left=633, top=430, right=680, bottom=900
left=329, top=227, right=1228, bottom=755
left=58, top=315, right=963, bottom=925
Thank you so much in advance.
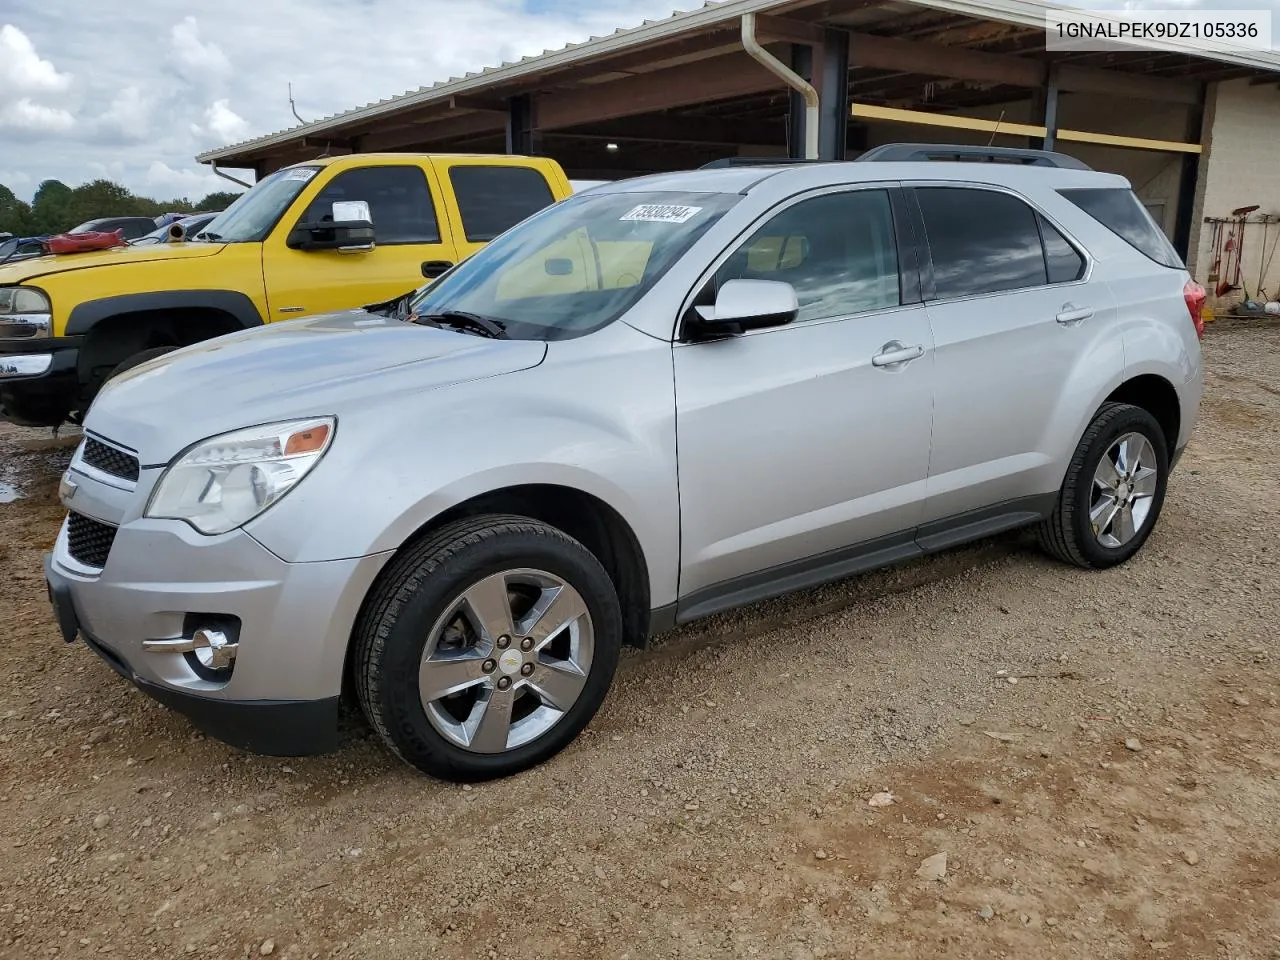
left=46, top=555, right=340, bottom=755
left=0, top=336, right=81, bottom=426
left=43, top=465, right=392, bottom=755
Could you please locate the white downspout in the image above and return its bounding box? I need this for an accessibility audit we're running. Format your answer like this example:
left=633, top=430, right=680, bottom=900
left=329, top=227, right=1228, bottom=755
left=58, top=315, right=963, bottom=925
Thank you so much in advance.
left=741, top=12, right=819, bottom=160
left=210, top=162, right=253, bottom=189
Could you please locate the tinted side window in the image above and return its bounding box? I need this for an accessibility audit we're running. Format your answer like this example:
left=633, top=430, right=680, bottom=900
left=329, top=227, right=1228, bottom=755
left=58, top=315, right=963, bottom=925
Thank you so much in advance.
left=448, top=166, right=556, bottom=242
left=301, top=166, right=439, bottom=244
left=1058, top=187, right=1182, bottom=269
left=917, top=188, right=1047, bottom=299
left=120, top=220, right=155, bottom=240
left=714, top=190, right=900, bottom=323
left=1039, top=214, right=1085, bottom=283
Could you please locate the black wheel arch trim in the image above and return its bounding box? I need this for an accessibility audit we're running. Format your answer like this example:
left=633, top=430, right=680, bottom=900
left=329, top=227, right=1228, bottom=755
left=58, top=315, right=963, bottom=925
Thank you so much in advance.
left=66, top=290, right=264, bottom=336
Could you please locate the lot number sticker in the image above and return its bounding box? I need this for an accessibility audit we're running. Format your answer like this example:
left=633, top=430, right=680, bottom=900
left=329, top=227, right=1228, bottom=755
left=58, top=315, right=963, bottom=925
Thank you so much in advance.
left=620, top=204, right=703, bottom=224
left=283, top=168, right=318, bottom=182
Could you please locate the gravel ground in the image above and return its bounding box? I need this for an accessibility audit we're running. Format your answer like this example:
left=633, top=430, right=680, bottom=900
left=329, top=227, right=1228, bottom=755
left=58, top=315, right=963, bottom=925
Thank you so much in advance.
left=1, top=319, right=1277, bottom=959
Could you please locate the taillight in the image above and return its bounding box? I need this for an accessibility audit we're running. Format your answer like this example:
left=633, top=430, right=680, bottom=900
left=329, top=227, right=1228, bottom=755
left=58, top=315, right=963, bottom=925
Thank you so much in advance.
left=1183, top=279, right=1206, bottom=341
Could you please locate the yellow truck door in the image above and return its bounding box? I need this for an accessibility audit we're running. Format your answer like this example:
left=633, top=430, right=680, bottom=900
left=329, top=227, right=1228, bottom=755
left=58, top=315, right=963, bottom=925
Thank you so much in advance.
left=432, top=157, right=569, bottom=264
left=260, top=159, right=459, bottom=322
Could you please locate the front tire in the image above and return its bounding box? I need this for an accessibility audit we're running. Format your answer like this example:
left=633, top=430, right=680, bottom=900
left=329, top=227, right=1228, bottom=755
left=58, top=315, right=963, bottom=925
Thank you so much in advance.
left=105, top=345, right=177, bottom=382
left=1037, top=402, right=1170, bottom=570
left=353, top=515, right=623, bottom=782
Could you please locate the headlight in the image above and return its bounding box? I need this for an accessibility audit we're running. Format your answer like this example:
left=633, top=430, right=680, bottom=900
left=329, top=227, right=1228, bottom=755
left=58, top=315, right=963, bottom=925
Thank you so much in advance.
left=146, top=418, right=335, bottom=534
left=0, top=286, right=52, bottom=338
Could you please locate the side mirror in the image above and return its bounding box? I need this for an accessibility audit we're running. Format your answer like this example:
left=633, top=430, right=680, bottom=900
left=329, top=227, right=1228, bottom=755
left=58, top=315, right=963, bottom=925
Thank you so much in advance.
left=544, top=257, right=575, bottom=276
left=692, top=279, right=798, bottom=336
left=287, top=199, right=375, bottom=252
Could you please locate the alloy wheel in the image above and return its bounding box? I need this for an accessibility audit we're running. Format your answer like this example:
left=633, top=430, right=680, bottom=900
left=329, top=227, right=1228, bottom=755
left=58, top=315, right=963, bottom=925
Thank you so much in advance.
left=418, top=568, right=594, bottom=753
left=1090, top=431, right=1159, bottom=549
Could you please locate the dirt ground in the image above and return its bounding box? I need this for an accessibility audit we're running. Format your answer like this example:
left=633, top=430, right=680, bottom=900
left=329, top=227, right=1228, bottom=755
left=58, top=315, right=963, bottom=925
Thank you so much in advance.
left=1, top=320, right=1277, bottom=960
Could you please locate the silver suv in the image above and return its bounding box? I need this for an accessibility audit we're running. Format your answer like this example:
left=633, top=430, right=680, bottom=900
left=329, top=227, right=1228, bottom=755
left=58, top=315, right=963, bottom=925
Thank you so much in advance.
left=44, top=144, right=1205, bottom=781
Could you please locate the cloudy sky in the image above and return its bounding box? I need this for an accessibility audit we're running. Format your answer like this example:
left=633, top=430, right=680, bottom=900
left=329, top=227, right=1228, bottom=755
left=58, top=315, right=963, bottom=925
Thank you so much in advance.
left=1, top=0, right=1275, bottom=202
left=0, top=0, right=688, bottom=201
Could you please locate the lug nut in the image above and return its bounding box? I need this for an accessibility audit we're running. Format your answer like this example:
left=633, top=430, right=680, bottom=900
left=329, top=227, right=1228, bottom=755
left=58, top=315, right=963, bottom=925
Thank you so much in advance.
left=520, top=636, right=533, bottom=651
left=497, top=676, right=512, bottom=691
left=520, top=662, right=534, bottom=676
left=496, top=635, right=511, bottom=649
left=481, top=659, right=496, bottom=674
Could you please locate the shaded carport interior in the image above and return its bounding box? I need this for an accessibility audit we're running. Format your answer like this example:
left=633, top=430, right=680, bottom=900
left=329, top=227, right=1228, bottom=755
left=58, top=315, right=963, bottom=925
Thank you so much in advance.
left=198, top=0, right=1280, bottom=260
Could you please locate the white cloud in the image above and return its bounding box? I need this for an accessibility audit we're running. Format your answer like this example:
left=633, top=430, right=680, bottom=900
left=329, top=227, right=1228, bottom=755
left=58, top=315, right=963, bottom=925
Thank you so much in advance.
left=0, top=24, right=71, bottom=92
left=86, top=159, right=126, bottom=180
left=0, top=97, right=74, bottom=133
left=168, top=16, right=230, bottom=81
left=99, top=86, right=153, bottom=138
left=203, top=99, right=249, bottom=142
left=142, top=160, right=224, bottom=200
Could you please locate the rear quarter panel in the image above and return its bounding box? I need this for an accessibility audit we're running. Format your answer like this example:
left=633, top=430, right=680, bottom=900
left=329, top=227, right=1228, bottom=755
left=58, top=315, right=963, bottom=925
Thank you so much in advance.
left=1110, top=267, right=1203, bottom=450
left=1042, top=189, right=1202, bottom=451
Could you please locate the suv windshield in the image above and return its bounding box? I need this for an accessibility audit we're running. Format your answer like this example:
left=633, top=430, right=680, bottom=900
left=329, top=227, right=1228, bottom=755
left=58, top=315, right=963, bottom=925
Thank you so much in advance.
left=198, top=166, right=321, bottom=243
left=408, top=190, right=739, bottom=340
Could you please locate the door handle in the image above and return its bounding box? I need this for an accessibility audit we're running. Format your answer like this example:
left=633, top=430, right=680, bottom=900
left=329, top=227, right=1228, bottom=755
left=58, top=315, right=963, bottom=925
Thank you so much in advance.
left=871, top=341, right=925, bottom=368
left=422, top=260, right=454, bottom=279
left=1055, top=303, right=1094, bottom=325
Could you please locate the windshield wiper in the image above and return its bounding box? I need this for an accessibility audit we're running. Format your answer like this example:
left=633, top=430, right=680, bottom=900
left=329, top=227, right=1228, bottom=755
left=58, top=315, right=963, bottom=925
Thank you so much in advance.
left=413, top=310, right=509, bottom=340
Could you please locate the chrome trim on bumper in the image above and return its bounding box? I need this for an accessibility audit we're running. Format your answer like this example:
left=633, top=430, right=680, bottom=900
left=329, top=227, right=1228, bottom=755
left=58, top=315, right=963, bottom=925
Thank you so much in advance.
left=0, top=353, right=53, bottom=378
left=142, top=628, right=238, bottom=669
left=0, top=313, right=52, bottom=338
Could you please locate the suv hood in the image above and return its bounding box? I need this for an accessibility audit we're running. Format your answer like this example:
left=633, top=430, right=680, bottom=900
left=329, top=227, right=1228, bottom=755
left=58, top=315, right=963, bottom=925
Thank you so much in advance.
left=85, top=310, right=547, bottom=464
left=0, top=241, right=226, bottom=284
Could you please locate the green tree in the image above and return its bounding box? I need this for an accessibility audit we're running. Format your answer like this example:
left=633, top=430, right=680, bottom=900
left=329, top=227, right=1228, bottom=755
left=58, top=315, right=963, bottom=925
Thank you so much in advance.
left=30, top=179, right=74, bottom=234
left=0, top=177, right=233, bottom=237
left=70, top=179, right=138, bottom=222
left=0, top=184, right=34, bottom=236
left=196, top=190, right=243, bottom=211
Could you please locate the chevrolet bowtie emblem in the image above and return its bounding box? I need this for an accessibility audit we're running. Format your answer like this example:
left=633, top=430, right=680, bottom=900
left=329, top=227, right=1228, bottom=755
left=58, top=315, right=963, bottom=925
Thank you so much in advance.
left=58, top=474, right=78, bottom=502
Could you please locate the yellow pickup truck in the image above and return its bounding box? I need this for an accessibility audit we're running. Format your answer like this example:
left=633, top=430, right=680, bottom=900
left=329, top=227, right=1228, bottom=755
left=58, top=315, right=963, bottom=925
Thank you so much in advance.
left=0, top=153, right=573, bottom=427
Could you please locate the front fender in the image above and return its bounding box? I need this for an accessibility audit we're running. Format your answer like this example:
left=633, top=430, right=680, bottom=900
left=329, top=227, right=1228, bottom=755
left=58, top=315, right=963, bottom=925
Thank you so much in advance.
left=47, top=244, right=268, bottom=336
left=245, top=329, right=681, bottom=606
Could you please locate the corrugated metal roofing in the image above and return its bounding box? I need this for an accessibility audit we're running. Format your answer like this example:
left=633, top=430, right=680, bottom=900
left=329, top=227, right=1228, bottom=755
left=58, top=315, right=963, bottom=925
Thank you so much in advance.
left=197, top=0, right=1280, bottom=165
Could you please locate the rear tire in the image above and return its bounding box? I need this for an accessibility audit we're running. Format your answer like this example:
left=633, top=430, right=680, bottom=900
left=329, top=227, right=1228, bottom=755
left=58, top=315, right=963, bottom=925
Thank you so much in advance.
left=353, top=515, right=623, bottom=782
left=1037, top=402, right=1169, bottom=570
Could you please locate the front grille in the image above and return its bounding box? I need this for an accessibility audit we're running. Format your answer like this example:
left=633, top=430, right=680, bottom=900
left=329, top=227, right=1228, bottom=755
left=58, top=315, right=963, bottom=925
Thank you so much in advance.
left=66, top=512, right=117, bottom=569
left=81, top=436, right=140, bottom=483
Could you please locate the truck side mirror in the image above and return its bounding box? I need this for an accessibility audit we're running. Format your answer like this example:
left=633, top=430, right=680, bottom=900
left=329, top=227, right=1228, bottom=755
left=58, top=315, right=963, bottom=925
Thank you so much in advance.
left=287, top=200, right=376, bottom=253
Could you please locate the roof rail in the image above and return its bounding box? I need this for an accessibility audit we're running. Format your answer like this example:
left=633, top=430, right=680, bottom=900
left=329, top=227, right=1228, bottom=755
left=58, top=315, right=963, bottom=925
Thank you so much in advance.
left=854, top=143, right=1092, bottom=171
left=698, top=156, right=828, bottom=169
